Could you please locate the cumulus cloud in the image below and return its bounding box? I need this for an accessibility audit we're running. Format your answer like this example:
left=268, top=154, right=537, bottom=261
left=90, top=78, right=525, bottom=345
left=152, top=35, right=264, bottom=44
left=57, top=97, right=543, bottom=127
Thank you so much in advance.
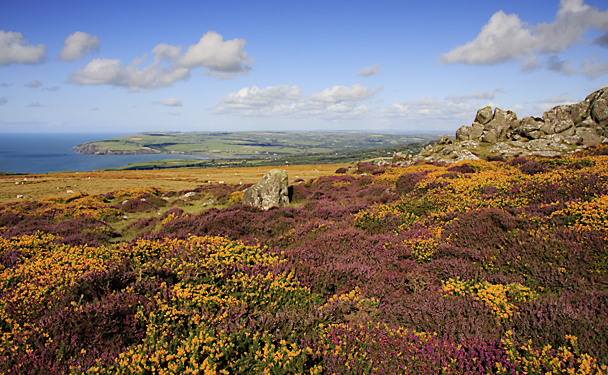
left=26, top=102, right=45, bottom=108
left=0, top=30, right=46, bottom=65
left=214, top=83, right=380, bottom=119
left=58, top=31, right=100, bottom=61
left=441, top=0, right=608, bottom=78
left=358, top=63, right=381, bottom=76
left=43, top=86, right=60, bottom=92
left=154, top=97, right=183, bottom=107
left=0, top=97, right=7, bottom=105
left=68, top=31, right=252, bottom=91
left=25, top=79, right=42, bottom=88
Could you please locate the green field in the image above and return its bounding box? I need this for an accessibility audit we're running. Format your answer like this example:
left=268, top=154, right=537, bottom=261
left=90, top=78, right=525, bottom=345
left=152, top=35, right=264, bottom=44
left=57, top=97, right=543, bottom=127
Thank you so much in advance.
left=74, top=131, right=441, bottom=158
left=102, top=141, right=432, bottom=170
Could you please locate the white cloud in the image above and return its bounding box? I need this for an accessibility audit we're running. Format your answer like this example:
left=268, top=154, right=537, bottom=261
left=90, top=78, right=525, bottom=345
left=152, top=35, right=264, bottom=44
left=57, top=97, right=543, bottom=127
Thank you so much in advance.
left=540, top=93, right=578, bottom=103
left=68, top=31, right=252, bottom=91
left=25, top=79, right=42, bottom=88
left=0, top=30, right=46, bottom=65
left=168, top=112, right=180, bottom=116
left=214, top=83, right=380, bottom=119
left=383, top=96, right=485, bottom=123
left=0, top=97, right=7, bottom=105
left=58, top=31, right=100, bottom=61
left=180, top=31, right=252, bottom=77
left=441, top=0, right=608, bottom=77
left=26, top=102, right=45, bottom=108
left=441, top=11, right=535, bottom=65
left=445, top=88, right=504, bottom=104
left=309, top=84, right=379, bottom=103
left=532, top=93, right=579, bottom=114
left=358, top=63, right=381, bottom=76
left=579, top=58, right=608, bottom=79
left=90, top=107, right=98, bottom=111
left=154, top=97, right=183, bottom=107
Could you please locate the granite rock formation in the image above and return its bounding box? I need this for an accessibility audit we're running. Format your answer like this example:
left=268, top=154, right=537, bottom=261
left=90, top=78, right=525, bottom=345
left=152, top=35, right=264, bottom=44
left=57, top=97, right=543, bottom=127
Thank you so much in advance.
left=394, top=87, right=608, bottom=165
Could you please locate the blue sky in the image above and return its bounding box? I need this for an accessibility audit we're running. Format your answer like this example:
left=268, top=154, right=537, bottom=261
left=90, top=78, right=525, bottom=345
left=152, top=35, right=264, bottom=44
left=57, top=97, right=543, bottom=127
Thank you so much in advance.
left=1, top=0, right=607, bottom=134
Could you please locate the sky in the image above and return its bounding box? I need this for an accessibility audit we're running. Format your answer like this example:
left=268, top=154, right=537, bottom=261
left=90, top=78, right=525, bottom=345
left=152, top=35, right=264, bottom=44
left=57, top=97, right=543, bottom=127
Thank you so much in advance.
left=1, top=0, right=608, bottom=134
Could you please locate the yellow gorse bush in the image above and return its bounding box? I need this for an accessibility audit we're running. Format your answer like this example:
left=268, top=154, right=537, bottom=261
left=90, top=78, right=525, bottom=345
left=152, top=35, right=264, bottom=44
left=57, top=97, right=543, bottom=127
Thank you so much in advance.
left=0, top=232, right=120, bottom=355
left=499, top=331, right=608, bottom=375
left=86, top=235, right=320, bottom=374
left=442, top=277, right=537, bottom=322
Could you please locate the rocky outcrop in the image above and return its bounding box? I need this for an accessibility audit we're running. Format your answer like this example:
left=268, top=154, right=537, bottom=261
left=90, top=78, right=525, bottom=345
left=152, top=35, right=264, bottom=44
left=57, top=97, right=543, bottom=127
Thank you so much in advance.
left=242, top=169, right=290, bottom=210
left=394, top=135, right=480, bottom=165
left=395, top=88, right=608, bottom=166
left=456, top=88, right=608, bottom=144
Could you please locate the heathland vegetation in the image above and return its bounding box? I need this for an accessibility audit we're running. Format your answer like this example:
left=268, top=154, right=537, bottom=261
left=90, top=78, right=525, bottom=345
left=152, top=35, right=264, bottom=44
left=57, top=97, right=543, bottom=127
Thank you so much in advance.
left=1, top=144, right=608, bottom=374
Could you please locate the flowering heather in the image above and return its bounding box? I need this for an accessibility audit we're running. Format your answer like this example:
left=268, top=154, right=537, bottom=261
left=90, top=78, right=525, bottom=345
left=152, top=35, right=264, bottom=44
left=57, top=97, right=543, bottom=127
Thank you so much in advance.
left=1, top=151, right=608, bottom=373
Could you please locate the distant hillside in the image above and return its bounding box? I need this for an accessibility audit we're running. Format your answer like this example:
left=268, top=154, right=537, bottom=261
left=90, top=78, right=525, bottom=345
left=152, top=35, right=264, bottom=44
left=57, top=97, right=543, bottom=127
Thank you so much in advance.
left=102, top=141, right=432, bottom=171
left=73, top=131, right=441, bottom=158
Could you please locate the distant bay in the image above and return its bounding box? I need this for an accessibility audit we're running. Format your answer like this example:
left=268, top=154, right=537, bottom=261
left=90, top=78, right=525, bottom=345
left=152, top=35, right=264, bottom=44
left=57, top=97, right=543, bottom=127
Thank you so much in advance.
left=0, top=133, right=206, bottom=174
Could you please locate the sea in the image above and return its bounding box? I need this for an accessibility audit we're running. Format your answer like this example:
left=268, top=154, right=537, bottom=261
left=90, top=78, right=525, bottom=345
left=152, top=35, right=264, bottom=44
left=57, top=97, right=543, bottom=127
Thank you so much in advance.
left=0, top=133, right=206, bottom=174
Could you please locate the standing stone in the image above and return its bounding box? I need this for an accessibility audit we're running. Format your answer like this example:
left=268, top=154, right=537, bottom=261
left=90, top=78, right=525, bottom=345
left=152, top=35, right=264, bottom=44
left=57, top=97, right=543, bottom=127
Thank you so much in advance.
left=242, top=169, right=289, bottom=210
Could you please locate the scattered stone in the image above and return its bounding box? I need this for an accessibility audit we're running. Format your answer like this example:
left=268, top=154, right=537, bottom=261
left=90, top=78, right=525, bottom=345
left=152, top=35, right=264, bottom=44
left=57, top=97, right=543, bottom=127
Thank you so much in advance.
left=182, top=192, right=196, bottom=198
left=16, top=194, right=24, bottom=199
left=66, top=190, right=74, bottom=194
left=242, top=169, right=290, bottom=210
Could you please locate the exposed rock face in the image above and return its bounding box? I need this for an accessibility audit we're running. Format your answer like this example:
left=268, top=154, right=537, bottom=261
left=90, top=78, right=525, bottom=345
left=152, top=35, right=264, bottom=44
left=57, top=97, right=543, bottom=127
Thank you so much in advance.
left=242, top=169, right=290, bottom=210
left=394, top=135, right=480, bottom=165
left=396, top=88, right=608, bottom=166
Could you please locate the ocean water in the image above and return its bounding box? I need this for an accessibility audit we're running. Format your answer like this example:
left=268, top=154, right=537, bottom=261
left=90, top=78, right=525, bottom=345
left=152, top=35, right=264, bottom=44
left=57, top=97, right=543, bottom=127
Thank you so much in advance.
left=0, top=133, right=205, bottom=174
